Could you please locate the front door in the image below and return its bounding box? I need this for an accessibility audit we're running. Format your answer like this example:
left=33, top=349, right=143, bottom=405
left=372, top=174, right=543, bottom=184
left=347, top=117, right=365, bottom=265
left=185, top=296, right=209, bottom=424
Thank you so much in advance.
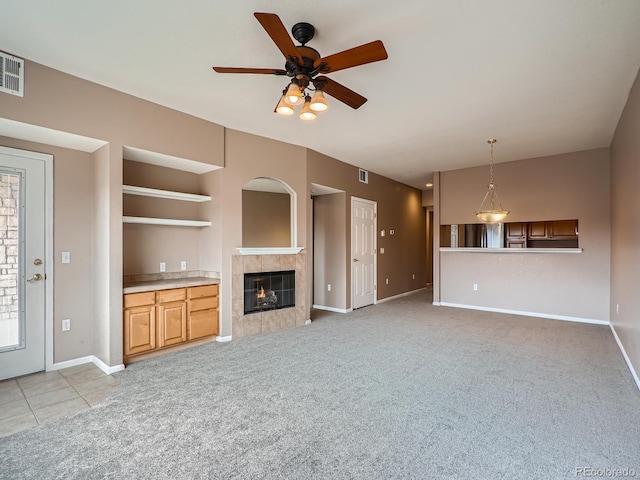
left=0, top=147, right=47, bottom=380
left=351, top=197, right=376, bottom=309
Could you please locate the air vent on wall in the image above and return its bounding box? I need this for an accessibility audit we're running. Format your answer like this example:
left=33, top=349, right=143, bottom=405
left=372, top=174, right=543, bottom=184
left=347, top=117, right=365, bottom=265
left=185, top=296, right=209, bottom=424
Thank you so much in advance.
left=0, top=51, right=24, bottom=97
left=359, top=168, right=369, bottom=184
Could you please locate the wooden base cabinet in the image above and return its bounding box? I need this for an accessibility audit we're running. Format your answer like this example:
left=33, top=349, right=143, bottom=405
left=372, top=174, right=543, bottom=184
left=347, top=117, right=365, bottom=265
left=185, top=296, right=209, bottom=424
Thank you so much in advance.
left=123, top=284, right=219, bottom=363
left=188, top=285, right=219, bottom=340
left=123, top=292, right=156, bottom=356
left=157, top=289, right=187, bottom=348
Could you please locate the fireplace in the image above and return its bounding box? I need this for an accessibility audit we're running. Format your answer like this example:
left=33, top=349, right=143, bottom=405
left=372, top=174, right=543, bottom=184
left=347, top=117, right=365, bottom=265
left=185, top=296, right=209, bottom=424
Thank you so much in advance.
left=244, top=270, right=295, bottom=314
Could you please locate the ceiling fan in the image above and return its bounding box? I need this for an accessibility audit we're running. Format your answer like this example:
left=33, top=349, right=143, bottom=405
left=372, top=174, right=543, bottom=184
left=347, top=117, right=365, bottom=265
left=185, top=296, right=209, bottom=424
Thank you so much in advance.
left=212, top=12, right=388, bottom=120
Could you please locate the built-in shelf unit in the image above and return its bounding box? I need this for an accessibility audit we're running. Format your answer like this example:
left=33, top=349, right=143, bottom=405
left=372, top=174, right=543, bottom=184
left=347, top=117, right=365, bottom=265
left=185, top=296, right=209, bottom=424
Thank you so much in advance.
left=122, top=185, right=212, bottom=227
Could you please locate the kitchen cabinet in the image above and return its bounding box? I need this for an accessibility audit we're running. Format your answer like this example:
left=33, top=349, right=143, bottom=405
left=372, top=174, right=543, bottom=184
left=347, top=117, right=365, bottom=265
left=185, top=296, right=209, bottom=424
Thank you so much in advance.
left=505, top=222, right=527, bottom=248
left=123, top=283, right=219, bottom=363
left=123, top=292, right=156, bottom=356
left=188, top=284, right=220, bottom=340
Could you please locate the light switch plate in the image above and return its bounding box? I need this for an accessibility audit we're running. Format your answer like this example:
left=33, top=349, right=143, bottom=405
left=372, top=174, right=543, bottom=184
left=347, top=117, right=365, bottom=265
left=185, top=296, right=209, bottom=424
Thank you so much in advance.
left=62, top=251, right=70, bottom=264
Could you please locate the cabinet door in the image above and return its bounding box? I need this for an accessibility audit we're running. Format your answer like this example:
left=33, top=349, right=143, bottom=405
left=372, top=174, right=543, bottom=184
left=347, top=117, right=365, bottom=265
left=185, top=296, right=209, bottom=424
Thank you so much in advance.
left=157, top=301, right=187, bottom=347
left=527, top=222, right=548, bottom=239
left=124, top=305, right=156, bottom=356
left=549, top=220, right=578, bottom=238
left=188, top=309, right=219, bottom=340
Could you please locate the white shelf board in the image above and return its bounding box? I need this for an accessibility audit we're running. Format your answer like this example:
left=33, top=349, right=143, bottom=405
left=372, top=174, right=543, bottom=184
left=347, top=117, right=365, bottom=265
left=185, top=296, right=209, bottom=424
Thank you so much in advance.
left=123, top=216, right=211, bottom=227
left=122, top=185, right=211, bottom=202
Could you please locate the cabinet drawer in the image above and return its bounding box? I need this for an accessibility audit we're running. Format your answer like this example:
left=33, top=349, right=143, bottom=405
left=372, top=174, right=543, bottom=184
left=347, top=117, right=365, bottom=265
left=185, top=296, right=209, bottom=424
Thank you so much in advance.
left=190, top=296, right=219, bottom=312
left=124, top=291, right=156, bottom=308
left=156, top=288, right=186, bottom=304
left=188, top=309, right=218, bottom=340
left=189, top=284, right=218, bottom=299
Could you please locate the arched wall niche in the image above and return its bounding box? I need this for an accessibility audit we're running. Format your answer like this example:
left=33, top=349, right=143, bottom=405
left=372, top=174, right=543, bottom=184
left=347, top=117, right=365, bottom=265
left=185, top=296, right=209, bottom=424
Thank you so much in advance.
left=241, top=177, right=297, bottom=249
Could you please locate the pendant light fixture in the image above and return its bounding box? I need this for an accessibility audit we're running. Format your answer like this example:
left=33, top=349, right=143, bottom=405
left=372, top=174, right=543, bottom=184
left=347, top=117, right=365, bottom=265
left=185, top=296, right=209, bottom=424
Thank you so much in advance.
left=475, top=139, right=509, bottom=223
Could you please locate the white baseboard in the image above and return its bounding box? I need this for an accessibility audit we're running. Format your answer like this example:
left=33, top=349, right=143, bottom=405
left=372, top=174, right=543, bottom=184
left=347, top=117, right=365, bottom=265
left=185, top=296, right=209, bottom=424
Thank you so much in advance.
left=312, top=304, right=352, bottom=314
left=216, top=335, right=232, bottom=342
left=438, top=302, right=609, bottom=326
left=377, top=287, right=428, bottom=304
left=51, top=355, right=124, bottom=375
left=609, top=324, right=640, bottom=392
left=305, top=319, right=311, bottom=325
left=432, top=302, right=441, bottom=306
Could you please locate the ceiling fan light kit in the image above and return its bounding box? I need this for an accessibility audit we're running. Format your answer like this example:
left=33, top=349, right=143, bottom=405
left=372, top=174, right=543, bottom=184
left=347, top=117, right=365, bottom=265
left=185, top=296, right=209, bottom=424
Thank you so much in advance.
left=212, top=12, right=388, bottom=121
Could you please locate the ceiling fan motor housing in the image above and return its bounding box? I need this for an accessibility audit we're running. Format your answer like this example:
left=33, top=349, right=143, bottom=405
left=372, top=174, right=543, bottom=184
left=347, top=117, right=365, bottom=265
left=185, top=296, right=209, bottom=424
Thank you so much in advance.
left=291, top=22, right=315, bottom=45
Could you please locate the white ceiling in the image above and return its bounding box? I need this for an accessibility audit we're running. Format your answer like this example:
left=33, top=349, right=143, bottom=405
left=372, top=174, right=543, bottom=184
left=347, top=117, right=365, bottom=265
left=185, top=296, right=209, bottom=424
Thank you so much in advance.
left=3, top=1, right=640, bottom=190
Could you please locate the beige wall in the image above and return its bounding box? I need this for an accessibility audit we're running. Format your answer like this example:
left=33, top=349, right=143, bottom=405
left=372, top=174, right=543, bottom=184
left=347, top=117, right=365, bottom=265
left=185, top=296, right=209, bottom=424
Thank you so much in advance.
left=313, top=193, right=347, bottom=309
left=0, top=137, right=95, bottom=363
left=242, top=191, right=291, bottom=248
left=307, top=150, right=427, bottom=307
left=207, top=129, right=308, bottom=337
left=610, top=68, right=640, bottom=379
left=0, top=59, right=225, bottom=367
left=437, top=149, right=611, bottom=321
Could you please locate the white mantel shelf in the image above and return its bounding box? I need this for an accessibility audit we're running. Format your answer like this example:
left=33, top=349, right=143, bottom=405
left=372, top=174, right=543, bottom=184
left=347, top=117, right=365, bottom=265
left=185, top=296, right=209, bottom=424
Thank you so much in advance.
left=236, top=247, right=304, bottom=255
left=440, top=247, right=583, bottom=254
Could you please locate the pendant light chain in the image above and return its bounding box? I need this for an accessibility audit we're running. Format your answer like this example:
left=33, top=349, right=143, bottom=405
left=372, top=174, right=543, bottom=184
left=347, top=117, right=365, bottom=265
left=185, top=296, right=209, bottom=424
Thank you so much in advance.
left=488, top=138, right=496, bottom=185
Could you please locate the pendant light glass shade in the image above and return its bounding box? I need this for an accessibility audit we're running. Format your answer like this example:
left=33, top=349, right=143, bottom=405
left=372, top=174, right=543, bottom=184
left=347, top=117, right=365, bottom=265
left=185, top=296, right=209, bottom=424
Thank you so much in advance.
left=299, top=96, right=316, bottom=120
left=284, top=83, right=303, bottom=105
left=475, top=139, right=509, bottom=223
left=310, top=90, right=328, bottom=112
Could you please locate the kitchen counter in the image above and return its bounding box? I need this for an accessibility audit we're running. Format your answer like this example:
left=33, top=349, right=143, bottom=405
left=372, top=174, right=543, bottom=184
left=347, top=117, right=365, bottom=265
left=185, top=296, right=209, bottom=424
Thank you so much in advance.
left=123, top=273, right=220, bottom=294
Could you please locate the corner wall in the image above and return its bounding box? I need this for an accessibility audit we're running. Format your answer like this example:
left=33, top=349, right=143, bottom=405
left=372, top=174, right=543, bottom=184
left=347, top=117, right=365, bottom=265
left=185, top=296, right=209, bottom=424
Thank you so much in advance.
left=610, top=68, right=640, bottom=383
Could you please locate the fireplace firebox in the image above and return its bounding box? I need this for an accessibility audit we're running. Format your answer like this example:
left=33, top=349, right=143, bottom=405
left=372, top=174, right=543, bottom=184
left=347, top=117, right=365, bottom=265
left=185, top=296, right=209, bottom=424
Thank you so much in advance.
left=244, top=270, right=295, bottom=315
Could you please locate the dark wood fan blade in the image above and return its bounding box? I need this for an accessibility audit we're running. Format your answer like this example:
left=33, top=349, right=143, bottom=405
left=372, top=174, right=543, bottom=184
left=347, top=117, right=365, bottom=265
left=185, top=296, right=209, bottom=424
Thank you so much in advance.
left=212, top=66, right=287, bottom=75
left=254, top=12, right=301, bottom=64
left=314, top=40, right=388, bottom=73
left=316, top=76, right=367, bottom=109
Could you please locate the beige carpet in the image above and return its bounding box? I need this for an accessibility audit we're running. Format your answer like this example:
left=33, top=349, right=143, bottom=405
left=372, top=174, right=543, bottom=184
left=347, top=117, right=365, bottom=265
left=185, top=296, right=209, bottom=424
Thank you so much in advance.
left=1, top=291, right=639, bottom=479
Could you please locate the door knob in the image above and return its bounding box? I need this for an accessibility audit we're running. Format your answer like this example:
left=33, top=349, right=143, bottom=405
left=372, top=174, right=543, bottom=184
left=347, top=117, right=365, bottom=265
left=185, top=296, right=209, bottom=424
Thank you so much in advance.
left=33, top=258, right=43, bottom=266
left=353, top=258, right=360, bottom=262
left=27, top=273, right=43, bottom=282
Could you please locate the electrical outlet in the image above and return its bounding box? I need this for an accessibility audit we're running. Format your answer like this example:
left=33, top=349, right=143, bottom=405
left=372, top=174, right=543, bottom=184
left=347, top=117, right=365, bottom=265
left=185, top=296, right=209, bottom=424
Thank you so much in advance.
left=386, top=278, right=389, bottom=285
left=62, top=319, right=71, bottom=331
left=181, top=261, right=187, bottom=271
left=616, top=304, right=619, bottom=314
left=327, top=284, right=331, bottom=292
left=160, top=262, right=166, bottom=272
left=390, top=229, right=395, bottom=235
left=380, top=247, right=385, bottom=254
left=412, top=274, right=415, bottom=280
left=473, top=284, right=478, bottom=291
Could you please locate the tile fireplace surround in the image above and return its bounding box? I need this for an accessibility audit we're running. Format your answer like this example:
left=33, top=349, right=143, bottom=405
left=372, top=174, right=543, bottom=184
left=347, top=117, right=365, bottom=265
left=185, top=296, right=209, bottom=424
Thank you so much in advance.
left=231, top=253, right=306, bottom=338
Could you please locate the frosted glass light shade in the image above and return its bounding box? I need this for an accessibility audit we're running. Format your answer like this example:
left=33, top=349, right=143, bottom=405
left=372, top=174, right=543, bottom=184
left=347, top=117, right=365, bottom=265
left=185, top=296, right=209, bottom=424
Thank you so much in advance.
left=475, top=210, right=509, bottom=223
left=284, top=83, right=303, bottom=105
left=310, top=90, right=328, bottom=111
left=275, top=96, right=294, bottom=115
left=299, top=96, right=316, bottom=120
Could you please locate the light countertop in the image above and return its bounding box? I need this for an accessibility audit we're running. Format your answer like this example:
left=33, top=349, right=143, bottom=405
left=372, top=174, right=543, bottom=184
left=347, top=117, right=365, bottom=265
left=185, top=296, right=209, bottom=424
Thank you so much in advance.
left=123, top=276, right=220, bottom=294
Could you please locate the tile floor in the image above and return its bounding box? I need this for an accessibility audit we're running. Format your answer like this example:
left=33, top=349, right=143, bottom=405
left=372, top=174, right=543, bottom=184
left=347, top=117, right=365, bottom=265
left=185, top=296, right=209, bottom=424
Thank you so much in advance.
left=0, top=363, right=120, bottom=438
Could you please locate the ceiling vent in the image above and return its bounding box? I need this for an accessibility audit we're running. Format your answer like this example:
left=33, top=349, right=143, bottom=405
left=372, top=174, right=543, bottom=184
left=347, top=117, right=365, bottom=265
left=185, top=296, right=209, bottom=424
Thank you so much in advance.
left=0, top=51, right=24, bottom=97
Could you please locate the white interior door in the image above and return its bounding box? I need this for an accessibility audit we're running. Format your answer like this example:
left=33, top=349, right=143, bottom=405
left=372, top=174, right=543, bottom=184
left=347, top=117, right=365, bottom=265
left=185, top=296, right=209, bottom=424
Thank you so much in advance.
left=0, top=147, right=47, bottom=380
left=351, top=197, right=376, bottom=309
